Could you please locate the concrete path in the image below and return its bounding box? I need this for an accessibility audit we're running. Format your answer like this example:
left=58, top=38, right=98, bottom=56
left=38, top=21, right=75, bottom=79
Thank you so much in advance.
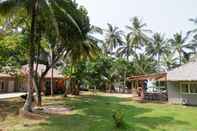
left=0, top=92, right=26, bottom=99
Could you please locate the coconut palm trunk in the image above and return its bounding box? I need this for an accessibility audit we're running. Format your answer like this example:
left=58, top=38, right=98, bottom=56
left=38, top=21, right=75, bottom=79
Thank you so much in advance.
left=50, top=51, right=54, bottom=96
left=157, top=54, right=161, bottom=69
left=33, top=77, right=42, bottom=107
left=37, top=79, right=43, bottom=106
left=51, top=67, right=54, bottom=96
left=179, top=51, right=182, bottom=65
left=23, top=0, right=38, bottom=112
left=123, top=55, right=129, bottom=93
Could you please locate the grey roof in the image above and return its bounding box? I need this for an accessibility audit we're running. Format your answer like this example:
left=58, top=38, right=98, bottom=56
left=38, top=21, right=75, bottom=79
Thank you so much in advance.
left=167, top=59, right=197, bottom=81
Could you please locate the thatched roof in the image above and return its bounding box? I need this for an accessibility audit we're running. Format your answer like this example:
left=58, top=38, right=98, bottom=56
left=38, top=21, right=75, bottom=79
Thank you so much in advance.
left=167, top=59, right=197, bottom=81
left=21, top=64, right=65, bottom=79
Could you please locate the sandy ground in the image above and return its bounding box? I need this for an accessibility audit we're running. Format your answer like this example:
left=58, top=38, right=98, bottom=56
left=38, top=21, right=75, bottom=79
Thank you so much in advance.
left=0, top=92, right=26, bottom=99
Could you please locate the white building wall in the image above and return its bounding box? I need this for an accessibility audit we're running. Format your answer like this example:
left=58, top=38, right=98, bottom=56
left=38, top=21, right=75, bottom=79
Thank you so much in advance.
left=181, top=94, right=197, bottom=105
left=168, top=81, right=197, bottom=105
left=167, top=82, right=182, bottom=104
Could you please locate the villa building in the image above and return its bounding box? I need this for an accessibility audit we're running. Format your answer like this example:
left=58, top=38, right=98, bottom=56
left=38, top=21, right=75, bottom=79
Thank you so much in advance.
left=167, top=58, right=197, bottom=105
left=0, top=64, right=67, bottom=94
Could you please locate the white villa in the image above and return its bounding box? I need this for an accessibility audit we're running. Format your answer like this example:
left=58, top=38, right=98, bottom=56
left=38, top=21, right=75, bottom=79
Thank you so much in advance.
left=167, top=58, right=197, bottom=105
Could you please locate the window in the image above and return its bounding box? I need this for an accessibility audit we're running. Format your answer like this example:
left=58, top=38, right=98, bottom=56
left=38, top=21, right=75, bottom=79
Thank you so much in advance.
left=181, top=83, right=189, bottom=93
left=181, top=83, right=197, bottom=94
left=156, top=81, right=166, bottom=87
left=0, top=80, right=5, bottom=91
left=190, top=84, right=197, bottom=94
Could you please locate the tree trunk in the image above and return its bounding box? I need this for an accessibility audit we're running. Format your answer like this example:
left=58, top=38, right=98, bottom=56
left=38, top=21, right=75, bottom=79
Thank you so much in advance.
left=23, top=73, right=34, bottom=112
left=76, top=83, right=80, bottom=95
left=123, top=72, right=126, bottom=93
left=64, top=79, right=70, bottom=97
left=37, top=78, right=44, bottom=106
left=123, top=55, right=129, bottom=93
left=74, top=80, right=80, bottom=95
left=23, top=0, right=37, bottom=112
left=33, top=76, right=43, bottom=107
left=158, top=54, right=161, bottom=70
left=51, top=66, right=54, bottom=96
left=37, top=89, right=42, bottom=106
left=71, top=80, right=80, bottom=95
left=93, top=86, right=96, bottom=95
left=179, top=51, right=182, bottom=65
left=64, top=86, right=67, bottom=97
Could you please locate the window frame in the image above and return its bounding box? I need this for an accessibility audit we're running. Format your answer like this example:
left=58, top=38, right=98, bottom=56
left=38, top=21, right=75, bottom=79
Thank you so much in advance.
left=180, top=82, right=197, bottom=95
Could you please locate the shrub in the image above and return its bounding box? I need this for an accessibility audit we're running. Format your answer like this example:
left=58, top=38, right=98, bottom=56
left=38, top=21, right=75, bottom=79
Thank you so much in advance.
left=112, top=110, right=125, bottom=128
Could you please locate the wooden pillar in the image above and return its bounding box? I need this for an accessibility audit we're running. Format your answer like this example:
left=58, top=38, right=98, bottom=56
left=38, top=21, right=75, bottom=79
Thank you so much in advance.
left=141, top=81, right=145, bottom=99
left=137, top=80, right=139, bottom=88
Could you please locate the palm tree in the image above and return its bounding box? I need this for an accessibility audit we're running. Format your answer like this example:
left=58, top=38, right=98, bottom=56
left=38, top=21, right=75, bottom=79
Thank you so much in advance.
left=133, top=54, right=157, bottom=75
left=104, top=23, right=123, bottom=55
left=0, top=0, right=83, bottom=111
left=190, top=35, right=197, bottom=54
left=169, top=32, right=193, bottom=65
left=161, top=51, right=178, bottom=70
left=63, top=34, right=100, bottom=95
left=126, top=16, right=151, bottom=53
left=116, top=34, right=134, bottom=92
left=146, top=33, right=167, bottom=69
left=189, top=18, right=197, bottom=54
left=189, top=18, right=197, bottom=33
left=117, top=34, right=135, bottom=60
left=0, top=0, right=38, bottom=112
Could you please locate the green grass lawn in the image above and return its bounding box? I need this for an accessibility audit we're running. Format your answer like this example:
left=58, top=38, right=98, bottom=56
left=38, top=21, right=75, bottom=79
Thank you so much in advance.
left=1, top=93, right=197, bottom=131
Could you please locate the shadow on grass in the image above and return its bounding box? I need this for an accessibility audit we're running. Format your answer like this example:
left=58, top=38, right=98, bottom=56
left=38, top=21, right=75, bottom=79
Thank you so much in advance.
left=0, top=98, right=24, bottom=121
left=36, top=95, right=188, bottom=131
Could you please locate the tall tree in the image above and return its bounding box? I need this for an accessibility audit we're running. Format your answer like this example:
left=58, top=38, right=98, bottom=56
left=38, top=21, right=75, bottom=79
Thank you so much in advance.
left=33, top=2, right=91, bottom=106
left=169, top=32, right=193, bottom=65
left=161, top=51, right=178, bottom=70
left=104, top=23, right=123, bottom=55
left=146, top=33, right=167, bottom=69
left=117, top=34, right=135, bottom=91
left=0, top=34, right=28, bottom=68
left=0, top=0, right=37, bottom=112
left=126, top=16, right=151, bottom=53
left=117, top=34, right=135, bottom=60
left=133, top=54, right=157, bottom=75
left=0, top=0, right=89, bottom=109
left=189, top=18, right=197, bottom=54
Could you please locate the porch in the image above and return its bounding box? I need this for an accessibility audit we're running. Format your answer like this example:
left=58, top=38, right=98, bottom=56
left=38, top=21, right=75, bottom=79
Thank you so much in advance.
left=128, top=73, right=168, bottom=101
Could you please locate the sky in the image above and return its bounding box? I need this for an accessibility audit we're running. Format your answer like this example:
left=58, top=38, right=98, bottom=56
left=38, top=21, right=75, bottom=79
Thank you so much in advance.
left=76, top=0, right=197, bottom=36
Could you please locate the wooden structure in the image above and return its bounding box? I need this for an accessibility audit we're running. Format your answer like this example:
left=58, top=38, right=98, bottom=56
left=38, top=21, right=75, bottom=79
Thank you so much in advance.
left=128, top=73, right=167, bottom=101
left=128, top=72, right=167, bottom=81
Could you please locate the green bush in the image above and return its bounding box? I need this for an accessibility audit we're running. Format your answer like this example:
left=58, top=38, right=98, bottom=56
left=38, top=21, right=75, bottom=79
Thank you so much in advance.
left=112, top=110, right=125, bottom=128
